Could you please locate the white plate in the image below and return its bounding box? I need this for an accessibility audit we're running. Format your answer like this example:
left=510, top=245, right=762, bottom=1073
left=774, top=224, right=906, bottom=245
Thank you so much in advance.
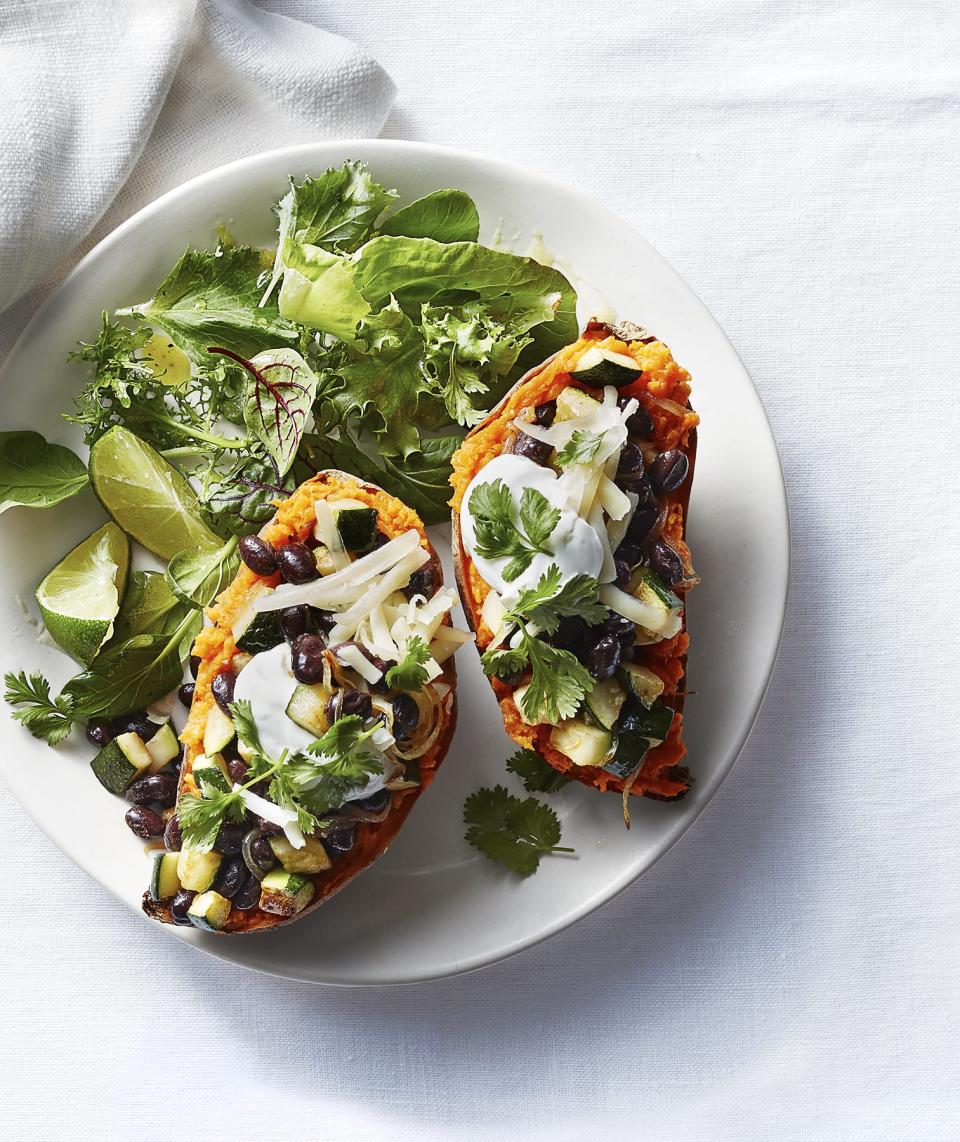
left=0, top=140, right=788, bottom=985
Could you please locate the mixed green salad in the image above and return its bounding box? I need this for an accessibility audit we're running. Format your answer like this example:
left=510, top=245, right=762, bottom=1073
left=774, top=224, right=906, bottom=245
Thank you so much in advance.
left=2, top=161, right=576, bottom=749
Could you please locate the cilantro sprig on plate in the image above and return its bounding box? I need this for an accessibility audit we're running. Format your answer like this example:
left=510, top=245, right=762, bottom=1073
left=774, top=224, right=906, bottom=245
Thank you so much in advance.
left=463, top=785, right=573, bottom=876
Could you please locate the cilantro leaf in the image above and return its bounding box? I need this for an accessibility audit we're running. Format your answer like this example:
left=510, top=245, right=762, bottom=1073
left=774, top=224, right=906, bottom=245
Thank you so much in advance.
left=521, top=636, right=594, bottom=724
left=386, top=636, right=432, bottom=691
left=479, top=642, right=529, bottom=680
left=556, top=429, right=604, bottom=468
left=463, top=785, right=572, bottom=875
left=505, top=567, right=608, bottom=634
left=118, top=246, right=298, bottom=365
left=178, top=789, right=246, bottom=852
left=229, top=699, right=268, bottom=762
left=3, top=671, right=76, bottom=746
left=505, top=748, right=572, bottom=793
left=468, top=478, right=560, bottom=582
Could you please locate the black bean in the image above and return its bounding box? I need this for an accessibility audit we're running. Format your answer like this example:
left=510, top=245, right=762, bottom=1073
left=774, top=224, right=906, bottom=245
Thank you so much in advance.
left=170, top=889, right=196, bottom=925
left=649, top=449, right=689, bottom=494
left=114, top=712, right=156, bottom=741
left=189, top=654, right=201, bottom=680
left=232, top=873, right=261, bottom=911
left=226, top=757, right=248, bottom=786
left=512, top=431, right=552, bottom=466
left=213, top=856, right=246, bottom=900
left=124, top=805, right=165, bottom=839
left=626, top=503, right=661, bottom=546
left=214, top=823, right=245, bottom=857
left=322, top=824, right=357, bottom=857
left=355, top=789, right=390, bottom=814
left=619, top=396, right=654, bottom=439
left=615, top=540, right=643, bottom=568
left=291, top=633, right=326, bottom=684
left=403, top=564, right=438, bottom=601
left=164, top=815, right=183, bottom=852
left=326, top=688, right=373, bottom=723
left=211, top=669, right=236, bottom=714
left=616, top=442, right=644, bottom=478
left=254, top=817, right=284, bottom=838
left=125, top=773, right=178, bottom=807
left=86, top=718, right=114, bottom=748
left=650, top=540, right=685, bottom=588
left=311, top=609, right=337, bottom=636
left=372, top=530, right=391, bottom=549
left=614, top=558, right=631, bottom=588
left=533, top=400, right=557, bottom=427
left=238, top=535, right=278, bottom=576
left=604, top=613, right=636, bottom=654
left=250, top=834, right=275, bottom=869
left=548, top=615, right=589, bottom=656
left=177, top=682, right=195, bottom=709
left=391, top=693, right=419, bottom=739
left=585, top=633, right=622, bottom=681
left=280, top=604, right=311, bottom=642
left=277, top=542, right=319, bottom=584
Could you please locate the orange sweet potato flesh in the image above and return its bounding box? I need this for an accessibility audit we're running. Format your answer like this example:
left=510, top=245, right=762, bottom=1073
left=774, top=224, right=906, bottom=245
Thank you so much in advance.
left=142, top=470, right=457, bottom=933
left=450, top=326, right=697, bottom=801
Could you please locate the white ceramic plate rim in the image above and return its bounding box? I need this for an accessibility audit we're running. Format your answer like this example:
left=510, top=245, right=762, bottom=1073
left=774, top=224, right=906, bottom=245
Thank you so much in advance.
left=0, top=140, right=788, bottom=985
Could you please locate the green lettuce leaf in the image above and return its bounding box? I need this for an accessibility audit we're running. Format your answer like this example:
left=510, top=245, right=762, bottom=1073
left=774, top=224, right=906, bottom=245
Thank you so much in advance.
left=118, top=246, right=298, bottom=364
left=380, top=190, right=480, bottom=242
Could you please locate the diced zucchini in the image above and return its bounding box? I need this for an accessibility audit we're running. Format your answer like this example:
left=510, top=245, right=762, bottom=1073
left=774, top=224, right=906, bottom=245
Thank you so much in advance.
left=314, top=545, right=338, bottom=575
left=203, top=704, right=235, bottom=755
left=259, top=869, right=315, bottom=917
left=631, top=567, right=683, bottom=612
left=555, top=386, right=602, bottom=422
left=187, top=890, right=232, bottom=931
left=335, top=506, right=378, bottom=553
left=145, top=722, right=180, bottom=772
left=235, top=609, right=285, bottom=655
left=230, top=584, right=273, bottom=644
left=149, top=851, right=181, bottom=901
left=569, top=347, right=642, bottom=388
left=193, top=753, right=231, bottom=798
left=605, top=699, right=675, bottom=779
left=582, top=677, right=627, bottom=731
left=600, top=574, right=683, bottom=639
left=177, top=848, right=222, bottom=892
left=90, top=732, right=153, bottom=794
left=549, top=719, right=615, bottom=768
left=285, top=682, right=333, bottom=736
left=269, top=835, right=332, bottom=874
left=617, top=662, right=665, bottom=707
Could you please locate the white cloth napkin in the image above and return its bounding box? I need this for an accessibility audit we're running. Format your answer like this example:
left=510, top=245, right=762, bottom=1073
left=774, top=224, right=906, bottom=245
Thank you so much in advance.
left=0, top=0, right=395, bottom=317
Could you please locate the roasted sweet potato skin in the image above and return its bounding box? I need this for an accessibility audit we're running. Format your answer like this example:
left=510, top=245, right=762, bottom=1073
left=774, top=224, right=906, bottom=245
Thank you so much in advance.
left=143, top=470, right=457, bottom=933
left=450, top=326, right=697, bottom=801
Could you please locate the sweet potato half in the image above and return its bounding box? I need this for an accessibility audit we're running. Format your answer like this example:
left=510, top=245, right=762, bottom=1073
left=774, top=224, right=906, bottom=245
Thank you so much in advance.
left=143, top=470, right=457, bottom=933
left=450, top=323, right=697, bottom=801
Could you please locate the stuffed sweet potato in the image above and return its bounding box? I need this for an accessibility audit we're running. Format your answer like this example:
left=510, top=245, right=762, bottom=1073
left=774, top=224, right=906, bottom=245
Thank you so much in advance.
left=143, top=470, right=466, bottom=933
left=450, top=321, right=697, bottom=807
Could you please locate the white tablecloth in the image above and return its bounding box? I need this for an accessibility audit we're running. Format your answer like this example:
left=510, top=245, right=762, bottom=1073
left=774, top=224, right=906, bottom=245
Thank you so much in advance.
left=2, top=3, right=958, bottom=1139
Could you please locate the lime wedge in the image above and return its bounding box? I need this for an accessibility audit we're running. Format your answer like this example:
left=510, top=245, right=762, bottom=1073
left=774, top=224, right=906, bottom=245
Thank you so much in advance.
left=88, top=426, right=221, bottom=560
left=36, top=521, right=130, bottom=665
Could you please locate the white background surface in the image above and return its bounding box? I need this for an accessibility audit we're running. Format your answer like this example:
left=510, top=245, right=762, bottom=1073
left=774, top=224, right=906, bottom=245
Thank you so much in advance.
left=1, top=2, right=958, bottom=1140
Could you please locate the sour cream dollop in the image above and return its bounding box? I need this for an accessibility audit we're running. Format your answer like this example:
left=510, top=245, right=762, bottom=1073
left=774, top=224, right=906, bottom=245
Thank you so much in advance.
left=459, top=454, right=604, bottom=599
left=233, top=642, right=386, bottom=802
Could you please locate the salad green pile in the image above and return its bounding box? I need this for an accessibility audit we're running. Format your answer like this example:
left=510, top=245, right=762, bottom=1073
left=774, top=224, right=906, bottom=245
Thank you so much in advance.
left=3, top=160, right=577, bottom=742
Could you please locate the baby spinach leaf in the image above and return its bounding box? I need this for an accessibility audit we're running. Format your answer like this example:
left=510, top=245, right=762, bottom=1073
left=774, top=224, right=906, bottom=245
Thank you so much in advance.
left=0, top=431, right=88, bottom=513
left=165, top=536, right=240, bottom=608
